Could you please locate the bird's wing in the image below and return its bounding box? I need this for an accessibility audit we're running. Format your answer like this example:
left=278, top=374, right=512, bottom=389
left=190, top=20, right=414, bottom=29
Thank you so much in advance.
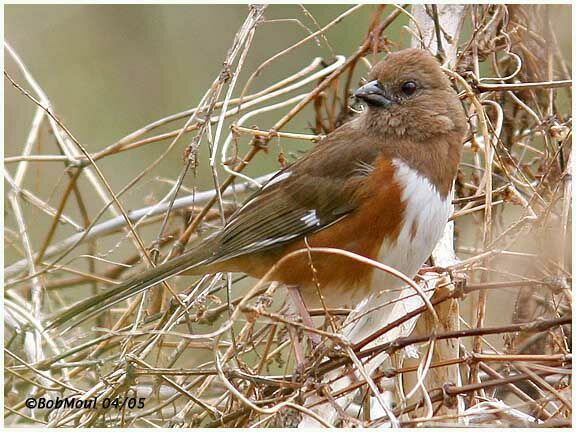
left=208, top=123, right=381, bottom=262
left=47, top=123, right=383, bottom=330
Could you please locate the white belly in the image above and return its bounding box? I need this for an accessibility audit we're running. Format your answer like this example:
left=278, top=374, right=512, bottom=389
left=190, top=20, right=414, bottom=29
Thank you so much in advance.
left=371, top=158, right=452, bottom=293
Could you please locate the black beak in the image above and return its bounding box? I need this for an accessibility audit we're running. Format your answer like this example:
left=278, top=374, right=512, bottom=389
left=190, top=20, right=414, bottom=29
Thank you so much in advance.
left=354, top=80, right=393, bottom=108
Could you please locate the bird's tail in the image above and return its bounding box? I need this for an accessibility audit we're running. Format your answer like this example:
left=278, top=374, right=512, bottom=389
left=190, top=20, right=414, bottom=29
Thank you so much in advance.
left=46, top=239, right=219, bottom=330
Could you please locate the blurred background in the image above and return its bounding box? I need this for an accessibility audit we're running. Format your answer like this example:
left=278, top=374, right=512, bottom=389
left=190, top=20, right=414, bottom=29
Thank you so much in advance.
left=6, top=5, right=394, bottom=189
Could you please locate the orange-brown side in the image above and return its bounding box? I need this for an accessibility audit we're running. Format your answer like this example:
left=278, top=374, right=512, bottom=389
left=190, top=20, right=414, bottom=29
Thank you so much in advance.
left=211, top=156, right=406, bottom=292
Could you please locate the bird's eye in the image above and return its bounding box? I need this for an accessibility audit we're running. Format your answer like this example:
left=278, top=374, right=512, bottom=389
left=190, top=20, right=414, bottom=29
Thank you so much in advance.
left=401, top=81, right=418, bottom=96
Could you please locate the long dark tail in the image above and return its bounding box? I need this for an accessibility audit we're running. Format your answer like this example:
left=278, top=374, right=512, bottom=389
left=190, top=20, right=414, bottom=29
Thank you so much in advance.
left=47, top=240, right=219, bottom=330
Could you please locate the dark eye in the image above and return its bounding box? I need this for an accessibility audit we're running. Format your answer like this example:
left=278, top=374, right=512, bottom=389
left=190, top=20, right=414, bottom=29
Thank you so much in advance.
left=401, top=81, right=418, bottom=96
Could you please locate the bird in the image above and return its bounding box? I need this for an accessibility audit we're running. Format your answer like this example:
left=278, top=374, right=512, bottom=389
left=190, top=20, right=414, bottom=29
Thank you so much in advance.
left=48, top=48, right=467, bottom=330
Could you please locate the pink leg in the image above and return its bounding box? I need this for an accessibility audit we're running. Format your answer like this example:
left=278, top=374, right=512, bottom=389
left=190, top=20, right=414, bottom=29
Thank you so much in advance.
left=287, top=325, right=305, bottom=367
left=286, top=285, right=322, bottom=348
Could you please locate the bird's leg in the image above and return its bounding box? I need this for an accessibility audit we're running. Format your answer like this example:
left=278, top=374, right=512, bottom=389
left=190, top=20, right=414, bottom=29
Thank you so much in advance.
left=286, top=285, right=322, bottom=348
left=286, top=325, right=305, bottom=368
left=281, top=289, right=306, bottom=371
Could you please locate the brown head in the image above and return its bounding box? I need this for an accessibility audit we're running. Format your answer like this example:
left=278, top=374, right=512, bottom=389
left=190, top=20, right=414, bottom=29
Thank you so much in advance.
left=355, top=48, right=466, bottom=141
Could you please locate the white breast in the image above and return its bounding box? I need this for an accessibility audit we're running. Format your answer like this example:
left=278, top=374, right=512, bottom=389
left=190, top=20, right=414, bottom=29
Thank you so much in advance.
left=371, top=159, right=452, bottom=292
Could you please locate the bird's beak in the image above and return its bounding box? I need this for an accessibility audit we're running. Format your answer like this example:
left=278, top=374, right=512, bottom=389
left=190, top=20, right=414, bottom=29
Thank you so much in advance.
left=354, top=80, right=393, bottom=108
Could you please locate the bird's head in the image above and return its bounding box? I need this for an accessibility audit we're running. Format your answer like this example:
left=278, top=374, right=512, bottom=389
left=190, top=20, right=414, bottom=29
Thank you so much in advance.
left=354, top=48, right=466, bottom=140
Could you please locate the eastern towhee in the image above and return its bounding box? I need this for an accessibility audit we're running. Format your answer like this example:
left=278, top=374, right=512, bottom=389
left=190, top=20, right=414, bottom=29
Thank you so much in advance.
left=49, top=48, right=467, bottom=329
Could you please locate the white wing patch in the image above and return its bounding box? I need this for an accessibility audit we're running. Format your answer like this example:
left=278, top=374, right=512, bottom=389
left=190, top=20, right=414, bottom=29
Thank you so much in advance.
left=300, top=209, right=320, bottom=227
left=236, top=211, right=319, bottom=252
